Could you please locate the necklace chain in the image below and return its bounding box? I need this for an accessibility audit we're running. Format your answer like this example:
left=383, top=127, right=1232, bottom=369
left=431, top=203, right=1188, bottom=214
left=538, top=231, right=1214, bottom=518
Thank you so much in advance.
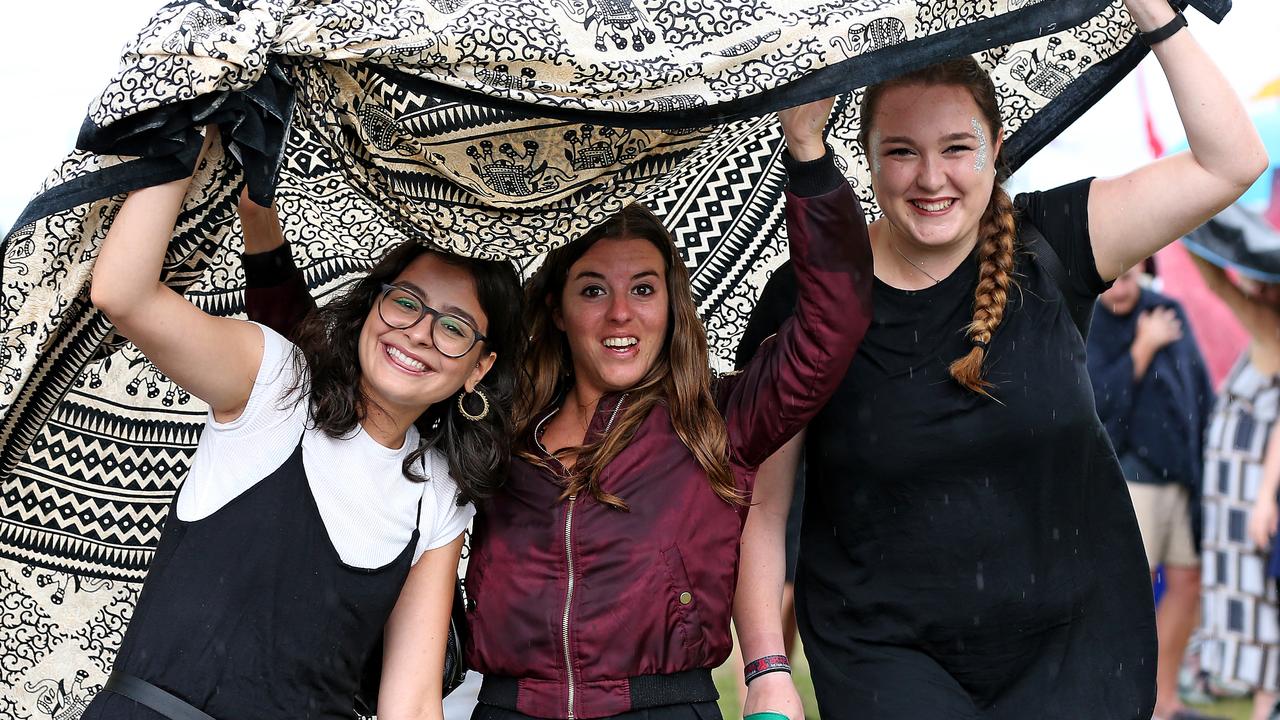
left=890, top=241, right=942, bottom=285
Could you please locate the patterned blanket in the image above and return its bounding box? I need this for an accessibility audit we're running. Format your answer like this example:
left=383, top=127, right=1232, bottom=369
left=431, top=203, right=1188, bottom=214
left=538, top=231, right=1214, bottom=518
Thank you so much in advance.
left=0, top=0, right=1227, bottom=716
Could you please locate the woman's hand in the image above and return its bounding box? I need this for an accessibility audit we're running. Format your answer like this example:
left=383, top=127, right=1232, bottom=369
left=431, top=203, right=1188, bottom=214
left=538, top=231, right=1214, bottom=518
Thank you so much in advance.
left=778, top=97, right=835, bottom=162
left=1249, top=495, right=1279, bottom=551
left=237, top=186, right=286, bottom=255
left=743, top=671, right=805, bottom=720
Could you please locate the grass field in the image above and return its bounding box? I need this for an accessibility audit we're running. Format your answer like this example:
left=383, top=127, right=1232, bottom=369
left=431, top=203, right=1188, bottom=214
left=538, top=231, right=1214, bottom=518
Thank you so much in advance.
left=710, top=638, right=1260, bottom=719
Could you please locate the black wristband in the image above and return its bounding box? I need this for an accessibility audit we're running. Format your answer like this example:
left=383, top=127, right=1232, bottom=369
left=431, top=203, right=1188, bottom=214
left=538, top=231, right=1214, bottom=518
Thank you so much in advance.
left=1139, top=10, right=1187, bottom=46
left=243, top=244, right=298, bottom=289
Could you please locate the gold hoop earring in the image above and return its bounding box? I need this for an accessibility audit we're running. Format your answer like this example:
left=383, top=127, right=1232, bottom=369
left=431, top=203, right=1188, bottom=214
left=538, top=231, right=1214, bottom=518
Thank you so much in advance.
left=457, top=388, right=490, bottom=422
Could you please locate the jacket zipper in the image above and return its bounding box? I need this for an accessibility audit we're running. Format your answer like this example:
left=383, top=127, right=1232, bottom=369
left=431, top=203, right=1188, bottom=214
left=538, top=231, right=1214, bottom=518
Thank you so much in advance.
left=563, top=493, right=577, bottom=719
left=562, top=393, right=626, bottom=719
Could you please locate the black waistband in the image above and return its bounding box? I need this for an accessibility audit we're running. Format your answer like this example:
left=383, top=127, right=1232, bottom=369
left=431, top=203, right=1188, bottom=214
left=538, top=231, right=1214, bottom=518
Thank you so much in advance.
left=104, top=673, right=217, bottom=720
left=479, top=668, right=718, bottom=713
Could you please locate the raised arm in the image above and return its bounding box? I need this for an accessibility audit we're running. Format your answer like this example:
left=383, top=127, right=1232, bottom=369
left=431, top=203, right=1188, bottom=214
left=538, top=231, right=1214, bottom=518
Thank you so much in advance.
left=1188, top=252, right=1280, bottom=352
left=89, top=128, right=263, bottom=422
left=375, top=534, right=463, bottom=720
left=239, top=190, right=316, bottom=338
left=1088, top=0, right=1268, bottom=281
left=720, top=100, right=873, bottom=468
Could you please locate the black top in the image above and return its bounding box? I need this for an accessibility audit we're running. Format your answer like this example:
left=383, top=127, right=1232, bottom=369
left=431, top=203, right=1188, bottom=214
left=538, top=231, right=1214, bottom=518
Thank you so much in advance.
left=81, top=441, right=417, bottom=720
left=739, top=179, right=1155, bottom=717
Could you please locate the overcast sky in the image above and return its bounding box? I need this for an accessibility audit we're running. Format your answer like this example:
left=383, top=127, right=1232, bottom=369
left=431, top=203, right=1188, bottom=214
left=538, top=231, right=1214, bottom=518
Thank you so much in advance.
left=1, top=1, right=1276, bottom=235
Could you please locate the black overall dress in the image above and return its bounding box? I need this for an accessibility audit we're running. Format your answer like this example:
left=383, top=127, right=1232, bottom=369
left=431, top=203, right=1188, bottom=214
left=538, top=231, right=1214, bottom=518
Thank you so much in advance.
left=82, top=438, right=419, bottom=720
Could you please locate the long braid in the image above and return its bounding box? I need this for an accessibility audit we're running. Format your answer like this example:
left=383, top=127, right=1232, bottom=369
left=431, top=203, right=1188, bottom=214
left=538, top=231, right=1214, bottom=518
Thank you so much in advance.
left=948, top=186, right=1016, bottom=396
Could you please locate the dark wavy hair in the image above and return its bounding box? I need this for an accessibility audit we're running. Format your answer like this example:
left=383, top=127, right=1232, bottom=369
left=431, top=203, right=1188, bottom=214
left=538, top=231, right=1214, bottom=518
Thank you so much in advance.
left=287, top=240, right=524, bottom=504
left=515, top=204, right=739, bottom=511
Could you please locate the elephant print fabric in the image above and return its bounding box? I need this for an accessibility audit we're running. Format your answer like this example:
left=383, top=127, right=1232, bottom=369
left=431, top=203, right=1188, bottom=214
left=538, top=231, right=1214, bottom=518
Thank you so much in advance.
left=0, top=0, right=1228, bottom=715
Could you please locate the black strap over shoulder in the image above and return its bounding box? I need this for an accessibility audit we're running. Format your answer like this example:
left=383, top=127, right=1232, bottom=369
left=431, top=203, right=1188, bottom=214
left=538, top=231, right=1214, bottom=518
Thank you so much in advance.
left=1019, top=220, right=1095, bottom=339
left=104, top=673, right=217, bottom=720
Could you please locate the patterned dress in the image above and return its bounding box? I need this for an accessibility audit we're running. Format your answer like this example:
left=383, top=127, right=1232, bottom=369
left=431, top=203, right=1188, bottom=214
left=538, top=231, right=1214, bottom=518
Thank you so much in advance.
left=1201, top=354, right=1280, bottom=691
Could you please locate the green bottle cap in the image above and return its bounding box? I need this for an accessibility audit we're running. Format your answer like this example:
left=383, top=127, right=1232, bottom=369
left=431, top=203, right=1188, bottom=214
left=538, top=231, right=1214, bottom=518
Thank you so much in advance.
left=743, top=713, right=791, bottom=720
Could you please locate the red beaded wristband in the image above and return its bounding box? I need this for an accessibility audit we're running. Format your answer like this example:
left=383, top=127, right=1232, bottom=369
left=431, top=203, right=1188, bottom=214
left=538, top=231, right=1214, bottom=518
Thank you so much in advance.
left=744, top=654, right=792, bottom=685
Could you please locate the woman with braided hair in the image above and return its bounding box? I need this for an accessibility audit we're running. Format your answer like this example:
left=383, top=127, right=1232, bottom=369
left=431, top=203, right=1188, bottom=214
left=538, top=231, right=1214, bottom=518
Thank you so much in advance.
left=732, top=2, right=1267, bottom=717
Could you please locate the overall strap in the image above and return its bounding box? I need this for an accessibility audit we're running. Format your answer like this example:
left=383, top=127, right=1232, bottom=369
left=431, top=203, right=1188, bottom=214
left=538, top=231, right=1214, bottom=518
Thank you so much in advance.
left=1020, top=219, right=1095, bottom=338
left=104, top=673, right=217, bottom=720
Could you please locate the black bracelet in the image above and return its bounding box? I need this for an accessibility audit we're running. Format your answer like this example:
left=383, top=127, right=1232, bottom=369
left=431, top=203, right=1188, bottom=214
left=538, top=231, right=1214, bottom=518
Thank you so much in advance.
left=1139, top=10, right=1187, bottom=46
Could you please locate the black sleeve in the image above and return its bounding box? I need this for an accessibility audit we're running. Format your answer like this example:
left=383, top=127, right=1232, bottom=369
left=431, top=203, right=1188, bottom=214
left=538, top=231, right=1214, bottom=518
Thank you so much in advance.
left=734, top=261, right=799, bottom=371
left=242, top=244, right=316, bottom=341
left=781, top=145, right=845, bottom=198
left=1015, top=177, right=1107, bottom=310
left=731, top=146, right=842, bottom=370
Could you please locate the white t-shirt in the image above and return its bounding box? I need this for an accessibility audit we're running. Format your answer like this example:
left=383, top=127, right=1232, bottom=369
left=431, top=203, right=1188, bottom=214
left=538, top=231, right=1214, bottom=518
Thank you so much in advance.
left=176, top=324, right=475, bottom=568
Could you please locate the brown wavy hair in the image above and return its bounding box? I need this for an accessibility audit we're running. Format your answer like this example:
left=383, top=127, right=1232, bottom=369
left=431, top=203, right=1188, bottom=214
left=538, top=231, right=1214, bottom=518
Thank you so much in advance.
left=288, top=240, right=525, bottom=504
left=515, top=204, right=738, bottom=510
left=858, top=56, right=1017, bottom=397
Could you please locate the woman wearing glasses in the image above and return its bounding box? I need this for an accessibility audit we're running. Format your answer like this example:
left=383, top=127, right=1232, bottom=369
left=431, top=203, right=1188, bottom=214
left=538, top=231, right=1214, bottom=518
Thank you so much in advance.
left=82, top=127, right=525, bottom=720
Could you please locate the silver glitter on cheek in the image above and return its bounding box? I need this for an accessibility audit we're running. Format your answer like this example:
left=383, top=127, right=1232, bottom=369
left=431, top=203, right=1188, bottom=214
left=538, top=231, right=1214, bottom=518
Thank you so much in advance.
left=971, top=117, right=988, bottom=173
left=871, top=130, right=882, bottom=175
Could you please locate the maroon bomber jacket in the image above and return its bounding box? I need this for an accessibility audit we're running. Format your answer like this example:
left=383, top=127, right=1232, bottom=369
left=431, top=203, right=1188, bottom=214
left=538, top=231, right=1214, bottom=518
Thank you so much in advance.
left=467, top=164, right=871, bottom=718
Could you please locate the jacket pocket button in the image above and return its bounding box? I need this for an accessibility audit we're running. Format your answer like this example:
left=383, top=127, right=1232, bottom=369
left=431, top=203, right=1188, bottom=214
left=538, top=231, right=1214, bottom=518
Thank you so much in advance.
left=679, top=591, right=692, bottom=605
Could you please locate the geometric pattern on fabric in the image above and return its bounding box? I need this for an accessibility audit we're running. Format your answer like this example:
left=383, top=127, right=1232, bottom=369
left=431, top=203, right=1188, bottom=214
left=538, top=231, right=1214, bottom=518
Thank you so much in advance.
left=1201, top=355, right=1280, bottom=693
left=1, top=2, right=1147, bottom=582
left=0, top=1, right=1224, bottom=715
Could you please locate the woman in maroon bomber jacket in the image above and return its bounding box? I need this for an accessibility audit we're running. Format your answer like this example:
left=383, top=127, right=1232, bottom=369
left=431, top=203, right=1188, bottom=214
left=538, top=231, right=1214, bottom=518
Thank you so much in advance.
left=243, top=100, right=872, bottom=720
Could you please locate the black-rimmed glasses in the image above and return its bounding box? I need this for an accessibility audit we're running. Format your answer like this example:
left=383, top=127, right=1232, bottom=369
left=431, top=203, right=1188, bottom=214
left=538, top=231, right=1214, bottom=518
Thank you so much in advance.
left=377, top=283, right=486, bottom=358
